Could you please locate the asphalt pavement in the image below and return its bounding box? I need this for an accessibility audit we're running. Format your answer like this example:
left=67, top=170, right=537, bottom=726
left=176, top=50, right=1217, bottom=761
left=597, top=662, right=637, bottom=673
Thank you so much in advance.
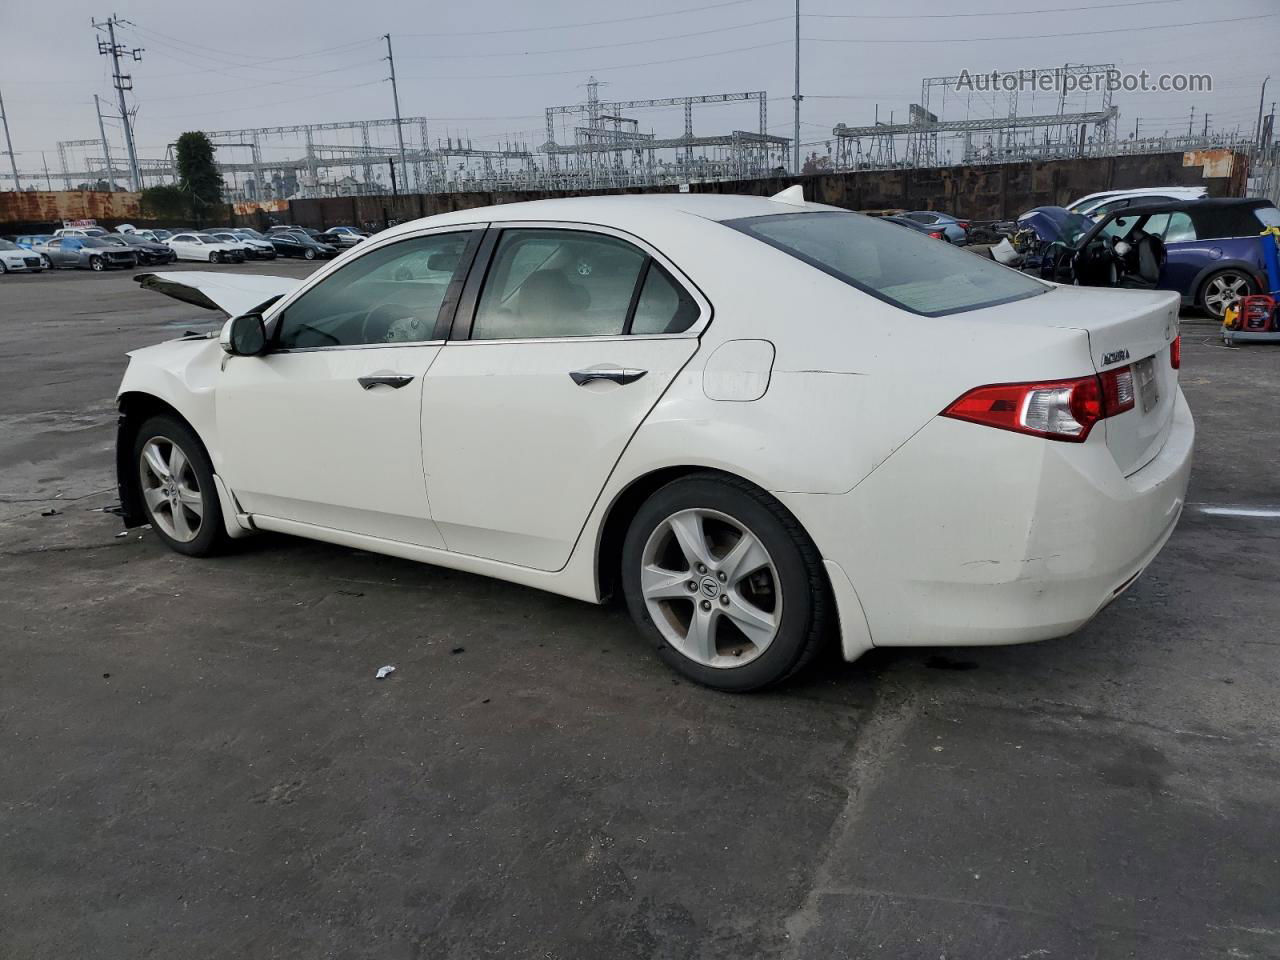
left=1, top=263, right=1277, bottom=959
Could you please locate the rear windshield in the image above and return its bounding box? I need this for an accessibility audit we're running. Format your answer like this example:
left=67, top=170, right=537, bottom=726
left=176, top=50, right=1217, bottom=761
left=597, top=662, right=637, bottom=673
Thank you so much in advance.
left=726, top=211, right=1047, bottom=316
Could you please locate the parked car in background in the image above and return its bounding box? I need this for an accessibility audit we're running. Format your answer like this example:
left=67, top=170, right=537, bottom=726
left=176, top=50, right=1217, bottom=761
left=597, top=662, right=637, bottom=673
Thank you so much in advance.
left=166, top=232, right=247, bottom=264
left=14, top=234, right=53, bottom=252
left=115, top=191, right=1191, bottom=692
left=203, top=230, right=277, bottom=260
left=0, top=237, right=44, bottom=273
left=121, top=228, right=173, bottom=244
left=268, top=230, right=337, bottom=260
left=39, top=236, right=136, bottom=270
left=268, top=225, right=324, bottom=240
left=1039, top=197, right=1280, bottom=320
left=100, top=233, right=177, bottom=266
left=321, top=226, right=369, bottom=247
left=901, top=211, right=969, bottom=244
left=1067, top=186, right=1207, bottom=220
left=881, top=215, right=949, bottom=240
left=53, top=226, right=109, bottom=239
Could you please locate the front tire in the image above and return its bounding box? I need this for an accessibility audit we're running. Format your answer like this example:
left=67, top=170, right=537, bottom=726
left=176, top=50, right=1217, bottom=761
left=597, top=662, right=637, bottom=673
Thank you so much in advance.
left=89, top=256, right=104, bottom=271
left=621, top=474, right=829, bottom=692
left=303, top=247, right=317, bottom=261
left=133, top=415, right=227, bottom=557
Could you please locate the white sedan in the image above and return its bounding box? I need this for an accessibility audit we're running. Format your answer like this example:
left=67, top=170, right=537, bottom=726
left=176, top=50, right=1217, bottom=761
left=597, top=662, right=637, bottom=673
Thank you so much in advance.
left=115, top=191, right=1193, bottom=691
left=166, top=232, right=246, bottom=264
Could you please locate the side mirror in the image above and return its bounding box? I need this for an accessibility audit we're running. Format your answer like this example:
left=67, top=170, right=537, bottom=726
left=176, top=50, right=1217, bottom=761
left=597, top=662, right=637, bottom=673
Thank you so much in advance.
left=220, top=313, right=268, bottom=356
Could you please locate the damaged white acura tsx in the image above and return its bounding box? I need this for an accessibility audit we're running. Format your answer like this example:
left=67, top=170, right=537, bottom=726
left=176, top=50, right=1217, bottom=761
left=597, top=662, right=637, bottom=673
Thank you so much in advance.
left=115, top=190, right=1193, bottom=691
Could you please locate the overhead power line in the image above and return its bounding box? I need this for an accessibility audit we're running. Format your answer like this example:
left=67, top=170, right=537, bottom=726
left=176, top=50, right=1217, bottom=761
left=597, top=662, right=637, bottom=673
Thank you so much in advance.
left=805, top=12, right=1275, bottom=44
left=397, top=0, right=761, bottom=36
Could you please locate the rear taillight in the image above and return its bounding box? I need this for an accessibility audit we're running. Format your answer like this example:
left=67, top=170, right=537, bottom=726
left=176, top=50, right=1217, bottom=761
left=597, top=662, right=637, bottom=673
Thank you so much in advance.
left=957, top=221, right=970, bottom=230
left=1170, top=335, right=1181, bottom=369
left=943, top=366, right=1135, bottom=442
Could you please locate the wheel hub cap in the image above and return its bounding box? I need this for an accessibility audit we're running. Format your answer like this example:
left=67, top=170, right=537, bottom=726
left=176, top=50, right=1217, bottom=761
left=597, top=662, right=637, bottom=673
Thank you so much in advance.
left=640, top=508, right=782, bottom=669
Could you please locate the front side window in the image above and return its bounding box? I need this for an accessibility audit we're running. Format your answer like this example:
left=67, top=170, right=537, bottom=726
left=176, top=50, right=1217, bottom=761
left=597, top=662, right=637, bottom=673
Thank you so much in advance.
left=275, top=231, right=476, bottom=349
left=472, top=229, right=648, bottom=340
left=727, top=211, right=1047, bottom=316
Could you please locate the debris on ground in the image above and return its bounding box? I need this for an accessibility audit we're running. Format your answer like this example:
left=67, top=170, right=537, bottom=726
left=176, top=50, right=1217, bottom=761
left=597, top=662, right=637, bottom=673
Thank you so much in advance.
left=450, top=646, right=465, bottom=655
left=41, top=508, right=60, bottom=517
left=375, top=665, right=396, bottom=679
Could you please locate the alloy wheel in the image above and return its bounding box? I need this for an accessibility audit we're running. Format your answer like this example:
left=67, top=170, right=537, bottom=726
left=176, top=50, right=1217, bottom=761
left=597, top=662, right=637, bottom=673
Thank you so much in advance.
left=1203, top=272, right=1249, bottom=319
left=640, top=508, right=782, bottom=668
left=138, top=436, right=204, bottom=543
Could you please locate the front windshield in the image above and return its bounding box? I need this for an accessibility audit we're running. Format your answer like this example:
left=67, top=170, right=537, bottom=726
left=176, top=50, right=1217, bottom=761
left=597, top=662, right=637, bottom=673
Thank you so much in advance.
left=0, top=239, right=17, bottom=250
left=153, top=230, right=172, bottom=240
left=237, top=228, right=264, bottom=239
left=727, top=211, right=1047, bottom=316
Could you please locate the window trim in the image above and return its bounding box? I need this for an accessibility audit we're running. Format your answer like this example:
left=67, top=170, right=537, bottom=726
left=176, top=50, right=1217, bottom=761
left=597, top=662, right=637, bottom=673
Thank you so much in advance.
left=261, top=223, right=488, bottom=354
left=446, top=220, right=709, bottom=344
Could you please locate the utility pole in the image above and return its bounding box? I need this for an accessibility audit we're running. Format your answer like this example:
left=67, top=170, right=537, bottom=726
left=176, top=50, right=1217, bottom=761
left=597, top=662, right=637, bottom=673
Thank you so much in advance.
left=41, top=151, right=52, bottom=190
left=1188, top=106, right=1195, bottom=137
left=0, top=87, right=19, bottom=190
left=1255, top=76, right=1271, bottom=158
left=1202, top=113, right=1210, bottom=138
left=94, top=95, right=117, bottom=191
left=792, top=0, right=802, bottom=175
left=383, top=34, right=409, bottom=193
left=1133, top=117, right=1140, bottom=139
left=93, top=13, right=143, bottom=191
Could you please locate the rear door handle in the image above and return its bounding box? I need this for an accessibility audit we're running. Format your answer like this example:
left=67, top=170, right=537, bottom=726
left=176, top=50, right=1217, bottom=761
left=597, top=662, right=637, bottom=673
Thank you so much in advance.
left=569, top=367, right=647, bottom=386
left=358, top=374, right=414, bottom=390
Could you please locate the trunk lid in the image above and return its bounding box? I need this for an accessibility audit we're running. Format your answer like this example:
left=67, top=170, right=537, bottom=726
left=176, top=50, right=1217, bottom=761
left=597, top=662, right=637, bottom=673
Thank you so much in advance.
left=970, top=284, right=1181, bottom=475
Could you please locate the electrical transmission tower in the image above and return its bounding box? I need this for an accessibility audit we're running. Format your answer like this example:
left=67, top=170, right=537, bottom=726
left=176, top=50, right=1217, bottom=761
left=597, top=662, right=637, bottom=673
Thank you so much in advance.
left=92, top=13, right=143, bottom=191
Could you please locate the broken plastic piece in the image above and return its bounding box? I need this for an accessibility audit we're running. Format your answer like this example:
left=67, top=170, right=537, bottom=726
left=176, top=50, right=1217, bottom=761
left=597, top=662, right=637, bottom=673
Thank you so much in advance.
left=375, top=665, right=396, bottom=679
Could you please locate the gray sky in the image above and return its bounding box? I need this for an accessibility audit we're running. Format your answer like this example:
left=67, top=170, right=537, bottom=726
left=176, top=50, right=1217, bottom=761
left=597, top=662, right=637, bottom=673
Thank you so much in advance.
left=1, top=0, right=1276, bottom=179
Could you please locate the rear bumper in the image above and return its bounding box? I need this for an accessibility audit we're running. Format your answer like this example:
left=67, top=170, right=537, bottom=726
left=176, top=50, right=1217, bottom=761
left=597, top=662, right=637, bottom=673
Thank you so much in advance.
left=780, top=388, right=1194, bottom=655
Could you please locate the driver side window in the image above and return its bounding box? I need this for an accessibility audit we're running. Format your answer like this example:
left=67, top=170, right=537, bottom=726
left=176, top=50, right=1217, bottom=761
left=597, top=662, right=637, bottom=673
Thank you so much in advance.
left=275, top=231, right=476, bottom=349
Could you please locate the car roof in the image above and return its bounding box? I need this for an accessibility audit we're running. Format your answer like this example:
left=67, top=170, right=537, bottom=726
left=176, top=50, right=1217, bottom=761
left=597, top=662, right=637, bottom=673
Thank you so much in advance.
left=370, top=193, right=843, bottom=245
left=1072, top=186, right=1207, bottom=206
left=1107, top=197, right=1270, bottom=214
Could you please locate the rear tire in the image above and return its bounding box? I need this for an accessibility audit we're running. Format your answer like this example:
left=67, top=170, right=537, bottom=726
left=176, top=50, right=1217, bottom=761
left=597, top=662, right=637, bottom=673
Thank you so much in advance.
left=132, top=415, right=227, bottom=558
left=620, top=473, right=830, bottom=692
left=1199, top=269, right=1255, bottom=320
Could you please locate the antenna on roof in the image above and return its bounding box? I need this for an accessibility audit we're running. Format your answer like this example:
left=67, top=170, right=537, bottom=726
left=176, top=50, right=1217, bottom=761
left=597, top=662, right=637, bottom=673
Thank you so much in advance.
left=770, top=184, right=805, bottom=206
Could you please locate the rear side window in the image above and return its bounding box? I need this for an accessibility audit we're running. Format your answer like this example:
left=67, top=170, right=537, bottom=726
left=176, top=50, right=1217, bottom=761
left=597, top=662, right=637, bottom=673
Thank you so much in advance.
left=1255, top=206, right=1280, bottom=229
left=727, top=211, right=1047, bottom=316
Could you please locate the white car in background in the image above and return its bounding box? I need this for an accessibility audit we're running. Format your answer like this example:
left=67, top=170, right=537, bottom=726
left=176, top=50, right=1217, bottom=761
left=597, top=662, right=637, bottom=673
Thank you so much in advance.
left=203, top=230, right=276, bottom=261
left=0, top=237, right=45, bottom=273
left=166, top=232, right=247, bottom=264
left=115, top=191, right=1193, bottom=692
left=1068, top=186, right=1208, bottom=219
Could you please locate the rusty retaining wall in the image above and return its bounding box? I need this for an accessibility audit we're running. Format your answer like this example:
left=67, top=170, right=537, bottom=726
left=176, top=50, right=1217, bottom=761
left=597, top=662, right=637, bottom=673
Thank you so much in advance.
left=5, top=151, right=1250, bottom=233
left=257, top=151, right=1249, bottom=232
left=0, top=190, right=237, bottom=233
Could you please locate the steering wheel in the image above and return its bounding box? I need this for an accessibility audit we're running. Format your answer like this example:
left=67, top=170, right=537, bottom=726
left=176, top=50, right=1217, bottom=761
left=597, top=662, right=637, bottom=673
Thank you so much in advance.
left=360, top=301, right=430, bottom=343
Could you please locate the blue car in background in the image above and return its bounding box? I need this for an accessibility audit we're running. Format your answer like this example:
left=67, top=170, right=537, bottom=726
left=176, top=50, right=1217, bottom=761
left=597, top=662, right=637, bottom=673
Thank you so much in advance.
left=1039, top=198, right=1280, bottom=319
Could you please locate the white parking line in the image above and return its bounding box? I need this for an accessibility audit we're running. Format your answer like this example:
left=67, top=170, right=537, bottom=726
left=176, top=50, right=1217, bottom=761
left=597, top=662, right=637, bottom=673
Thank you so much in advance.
left=1193, top=505, right=1280, bottom=519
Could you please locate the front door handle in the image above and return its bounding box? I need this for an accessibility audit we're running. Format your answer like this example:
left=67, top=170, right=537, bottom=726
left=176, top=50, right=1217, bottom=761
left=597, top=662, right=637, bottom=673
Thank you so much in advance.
left=569, top=367, right=647, bottom=386
left=358, top=374, right=414, bottom=390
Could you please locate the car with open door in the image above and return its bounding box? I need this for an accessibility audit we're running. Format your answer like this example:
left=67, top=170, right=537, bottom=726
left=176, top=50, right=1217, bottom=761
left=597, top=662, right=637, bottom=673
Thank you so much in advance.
left=1038, top=197, right=1279, bottom=320
left=115, top=190, right=1193, bottom=692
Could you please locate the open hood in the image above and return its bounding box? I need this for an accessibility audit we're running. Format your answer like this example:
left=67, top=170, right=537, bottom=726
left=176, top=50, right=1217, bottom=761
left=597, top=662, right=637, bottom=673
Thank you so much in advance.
left=135, top=271, right=300, bottom=318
